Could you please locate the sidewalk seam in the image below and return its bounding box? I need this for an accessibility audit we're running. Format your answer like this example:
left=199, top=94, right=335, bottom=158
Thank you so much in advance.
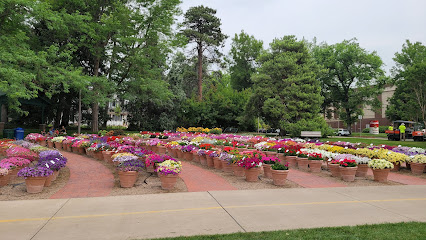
left=333, top=190, right=418, bottom=222
left=30, top=198, right=71, bottom=240
left=207, top=191, right=247, bottom=233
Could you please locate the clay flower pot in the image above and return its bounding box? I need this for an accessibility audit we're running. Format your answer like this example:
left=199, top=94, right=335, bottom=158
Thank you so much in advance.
left=51, top=170, right=60, bottom=181
left=232, top=164, right=245, bottom=177
left=297, top=157, right=309, bottom=171
left=157, top=146, right=167, bottom=155
left=54, top=142, right=62, bottom=150
left=25, top=176, right=47, bottom=193
left=44, top=173, right=54, bottom=187
left=271, top=169, right=289, bottom=186
left=199, top=155, right=207, bottom=166
left=221, top=160, right=233, bottom=173
left=391, top=163, right=400, bottom=172
left=118, top=171, right=138, bottom=188
left=372, top=168, right=391, bottom=182
left=286, top=156, right=297, bottom=168
left=244, top=168, right=260, bottom=182
left=158, top=173, right=178, bottom=190
left=184, top=152, right=193, bottom=161
left=102, top=151, right=114, bottom=163
left=39, top=141, right=47, bottom=147
left=308, top=160, right=322, bottom=173
left=193, top=153, right=200, bottom=163
left=277, top=154, right=286, bottom=164
left=339, top=166, right=358, bottom=182
left=177, top=151, right=184, bottom=160
left=328, top=164, right=340, bottom=177
left=213, top=157, right=222, bottom=170
left=47, top=141, right=54, bottom=148
left=206, top=156, right=214, bottom=168
left=0, top=174, right=10, bottom=187
left=263, top=164, right=273, bottom=179
left=78, top=147, right=85, bottom=155
left=355, top=164, right=369, bottom=177
left=410, top=162, right=425, bottom=175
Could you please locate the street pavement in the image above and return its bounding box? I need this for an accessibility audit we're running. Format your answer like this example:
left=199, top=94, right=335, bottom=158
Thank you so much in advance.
left=1, top=185, right=425, bottom=240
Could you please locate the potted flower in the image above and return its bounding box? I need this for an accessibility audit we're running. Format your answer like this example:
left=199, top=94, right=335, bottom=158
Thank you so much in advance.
left=271, top=162, right=290, bottom=186
left=368, top=159, right=394, bottom=182
left=116, top=159, right=145, bottom=188
left=408, top=155, right=426, bottom=175
left=156, top=159, right=182, bottom=190
left=284, top=149, right=298, bottom=168
left=181, top=145, right=196, bottom=161
left=38, top=153, right=67, bottom=183
left=262, top=156, right=279, bottom=179
left=197, top=149, right=207, bottom=166
left=210, top=151, right=222, bottom=170
left=296, top=151, right=309, bottom=170
left=145, top=154, right=165, bottom=173
left=339, top=159, right=358, bottom=182
left=219, top=152, right=234, bottom=173
left=238, top=151, right=264, bottom=182
left=51, top=136, right=66, bottom=150
left=328, top=159, right=341, bottom=177
left=0, top=168, right=9, bottom=186
left=17, top=166, right=53, bottom=193
left=308, top=153, right=323, bottom=173
left=0, top=157, right=31, bottom=181
left=354, top=156, right=371, bottom=177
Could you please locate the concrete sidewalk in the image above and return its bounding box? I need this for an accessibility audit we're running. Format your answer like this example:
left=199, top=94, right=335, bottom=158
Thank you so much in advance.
left=1, top=185, right=425, bottom=240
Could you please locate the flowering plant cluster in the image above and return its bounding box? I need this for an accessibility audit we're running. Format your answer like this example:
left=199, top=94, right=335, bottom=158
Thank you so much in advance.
left=297, top=151, right=308, bottom=158
left=156, top=160, right=182, bottom=175
left=199, top=144, right=214, bottom=150
left=284, top=149, right=297, bottom=156
left=51, top=136, right=66, bottom=143
left=17, top=166, right=53, bottom=178
left=271, top=162, right=289, bottom=170
left=209, top=151, right=219, bottom=157
left=0, top=168, right=9, bottom=176
left=308, top=153, right=323, bottom=161
left=38, top=155, right=67, bottom=171
left=39, top=150, right=61, bottom=159
left=116, top=159, right=145, bottom=172
left=353, top=156, right=371, bottom=164
left=145, top=154, right=166, bottom=167
left=219, top=152, right=234, bottom=164
left=262, top=156, right=279, bottom=164
left=113, top=155, right=139, bottom=163
left=181, top=145, right=197, bottom=152
left=197, top=149, right=207, bottom=156
left=339, top=159, right=357, bottom=167
left=237, top=157, right=263, bottom=169
left=0, top=157, right=31, bottom=167
left=410, top=155, right=426, bottom=164
left=329, top=159, right=341, bottom=165
left=25, top=133, right=46, bottom=142
left=30, top=146, right=50, bottom=153
left=368, top=159, right=394, bottom=169
left=147, top=138, right=161, bottom=146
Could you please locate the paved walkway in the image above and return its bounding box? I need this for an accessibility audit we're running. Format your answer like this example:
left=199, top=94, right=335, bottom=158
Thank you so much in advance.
left=287, top=169, right=347, bottom=188
left=180, top=162, right=237, bottom=191
left=50, top=151, right=114, bottom=199
left=1, top=185, right=425, bottom=240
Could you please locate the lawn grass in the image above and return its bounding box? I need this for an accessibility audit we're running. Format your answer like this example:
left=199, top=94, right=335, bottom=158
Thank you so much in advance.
left=147, top=222, right=426, bottom=240
left=322, top=137, right=426, bottom=148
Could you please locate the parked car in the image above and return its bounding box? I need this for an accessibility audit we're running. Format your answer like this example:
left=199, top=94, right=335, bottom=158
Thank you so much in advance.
left=336, top=129, right=351, bottom=136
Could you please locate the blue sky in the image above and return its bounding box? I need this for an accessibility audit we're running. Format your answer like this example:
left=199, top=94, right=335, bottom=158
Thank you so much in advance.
left=180, top=0, right=426, bottom=72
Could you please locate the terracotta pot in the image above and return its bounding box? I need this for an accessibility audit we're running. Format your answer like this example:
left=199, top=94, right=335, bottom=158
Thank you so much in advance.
left=168, top=149, right=176, bottom=158
left=102, top=151, right=114, bottom=163
left=54, top=142, right=62, bottom=150
left=146, top=165, right=155, bottom=173
left=355, top=164, right=369, bottom=177
left=118, top=171, right=138, bottom=188
left=25, top=176, right=47, bottom=193
left=286, top=156, right=297, bottom=168
left=0, top=174, right=10, bottom=186
left=78, top=147, right=85, bottom=155
left=406, top=162, right=411, bottom=170
left=263, top=164, right=273, bottom=179
left=308, top=160, right=322, bottom=173
left=328, top=164, right=340, bottom=177
left=244, top=168, right=260, bottom=182
left=232, top=164, right=245, bottom=177
left=391, top=163, right=400, bottom=172
left=206, top=156, right=214, bottom=168
left=410, top=162, right=425, bottom=175
left=157, top=146, right=167, bottom=155
left=72, top=146, right=79, bottom=153
left=265, top=151, right=277, bottom=157
left=47, top=141, right=54, bottom=148
left=44, top=174, right=54, bottom=187
left=199, top=155, right=207, bottom=166
left=213, top=157, right=222, bottom=169
left=9, top=168, right=19, bottom=181
left=151, top=146, right=158, bottom=153
left=339, top=166, right=358, bottom=182
left=221, top=160, right=233, bottom=173
left=271, top=169, right=289, bottom=186
left=177, top=151, right=184, bottom=160
left=51, top=170, right=60, bottom=181
left=277, top=154, right=286, bottom=164
left=297, top=157, right=309, bottom=170
left=158, top=173, right=178, bottom=190
left=184, top=152, right=193, bottom=161
left=94, top=151, right=103, bottom=160
left=372, top=168, right=391, bottom=182
left=193, top=153, right=200, bottom=163
left=39, top=140, right=47, bottom=147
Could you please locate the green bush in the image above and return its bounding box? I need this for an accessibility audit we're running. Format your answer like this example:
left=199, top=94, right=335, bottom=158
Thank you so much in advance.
left=363, top=128, right=370, bottom=133
left=379, top=126, right=388, bottom=133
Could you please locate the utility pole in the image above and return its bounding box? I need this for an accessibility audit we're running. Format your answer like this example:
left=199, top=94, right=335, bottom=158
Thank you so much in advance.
left=78, top=89, right=82, bottom=134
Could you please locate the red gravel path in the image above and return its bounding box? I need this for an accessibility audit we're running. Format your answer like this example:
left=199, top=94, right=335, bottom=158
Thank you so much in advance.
left=179, top=162, right=237, bottom=192
left=287, top=169, right=347, bottom=188
left=50, top=151, right=114, bottom=199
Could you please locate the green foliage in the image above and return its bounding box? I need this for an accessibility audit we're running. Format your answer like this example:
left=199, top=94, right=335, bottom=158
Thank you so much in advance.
left=229, top=31, right=263, bottom=90
left=386, top=40, right=426, bottom=126
left=271, top=162, right=289, bottom=170
left=313, top=39, right=387, bottom=130
left=247, top=36, right=327, bottom=136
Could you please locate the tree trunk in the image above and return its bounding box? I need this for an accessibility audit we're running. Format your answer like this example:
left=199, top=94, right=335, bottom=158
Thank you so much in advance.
left=197, top=44, right=203, bottom=101
left=60, top=93, right=72, bottom=127
left=91, top=58, right=100, bottom=132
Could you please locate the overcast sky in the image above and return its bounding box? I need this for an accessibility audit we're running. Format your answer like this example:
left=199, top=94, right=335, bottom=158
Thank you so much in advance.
left=180, top=0, right=426, bottom=72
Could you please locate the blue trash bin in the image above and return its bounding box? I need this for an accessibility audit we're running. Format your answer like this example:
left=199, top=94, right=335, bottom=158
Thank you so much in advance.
left=14, top=128, right=25, bottom=140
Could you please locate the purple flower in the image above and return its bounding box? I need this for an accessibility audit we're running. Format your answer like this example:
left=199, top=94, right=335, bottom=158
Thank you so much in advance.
left=116, top=159, right=145, bottom=172
left=17, top=166, right=53, bottom=178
